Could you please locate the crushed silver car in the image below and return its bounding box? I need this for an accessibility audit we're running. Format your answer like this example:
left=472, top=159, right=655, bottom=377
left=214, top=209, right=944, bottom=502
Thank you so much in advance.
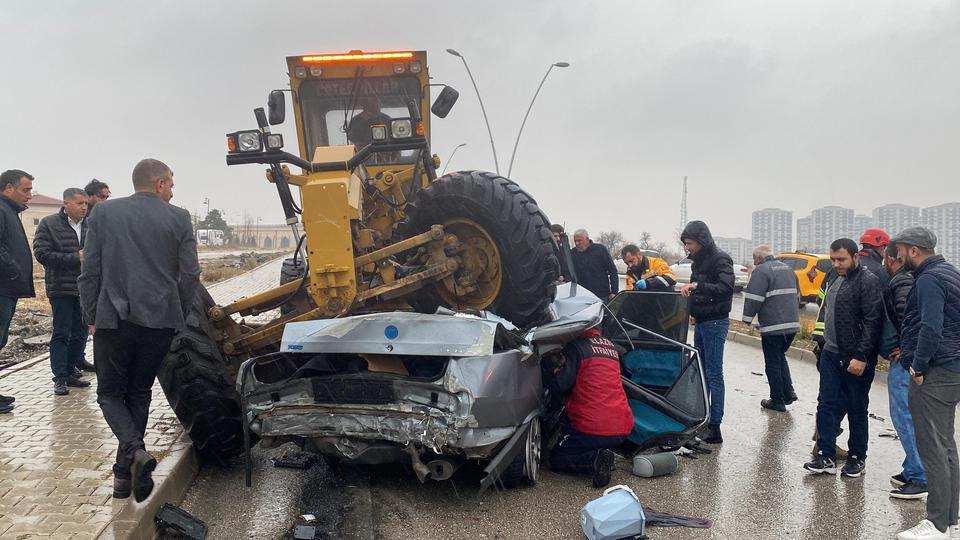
left=237, top=284, right=708, bottom=492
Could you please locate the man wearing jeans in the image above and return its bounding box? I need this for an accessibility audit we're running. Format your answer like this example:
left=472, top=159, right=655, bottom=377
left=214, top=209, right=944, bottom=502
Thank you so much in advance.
left=895, top=227, right=960, bottom=540
left=805, top=238, right=882, bottom=478
left=882, top=242, right=927, bottom=500
left=680, top=221, right=734, bottom=444
left=79, top=158, right=200, bottom=503
left=33, top=188, right=91, bottom=396
left=741, top=245, right=801, bottom=412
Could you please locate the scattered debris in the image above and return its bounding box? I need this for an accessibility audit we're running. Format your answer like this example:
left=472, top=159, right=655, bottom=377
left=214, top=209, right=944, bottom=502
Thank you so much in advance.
left=632, top=452, right=679, bottom=478
left=22, top=333, right=52, bottom=346
left=581, top=485, right=646, bottom=540
left=869, top=413, right=887, bottom=422
left=879, top=429, right=900, bottom=439
left=155, top=503, right=208, bottom=540
left=750, top=371, right=764, bottom=377
left=300, top=514, right=317, bottom=523
left=272, top=451, right=319, bottom=470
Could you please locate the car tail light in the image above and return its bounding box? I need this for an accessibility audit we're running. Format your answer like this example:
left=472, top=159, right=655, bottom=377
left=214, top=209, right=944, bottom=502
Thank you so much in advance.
left=739, top=268, right=748, bottom=273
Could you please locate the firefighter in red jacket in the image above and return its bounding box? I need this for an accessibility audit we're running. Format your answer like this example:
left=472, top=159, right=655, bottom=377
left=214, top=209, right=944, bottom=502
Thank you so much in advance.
left=545, top=327, right=634, bottom=488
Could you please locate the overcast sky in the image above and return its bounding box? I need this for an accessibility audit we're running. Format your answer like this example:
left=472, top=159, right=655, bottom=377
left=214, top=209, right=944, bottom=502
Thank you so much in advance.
left=2, top=1, right=958, bottom=245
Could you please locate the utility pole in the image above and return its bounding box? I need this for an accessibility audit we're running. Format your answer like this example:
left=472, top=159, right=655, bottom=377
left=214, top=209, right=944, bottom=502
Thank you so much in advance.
left=680, top=176, right=688, bottom=230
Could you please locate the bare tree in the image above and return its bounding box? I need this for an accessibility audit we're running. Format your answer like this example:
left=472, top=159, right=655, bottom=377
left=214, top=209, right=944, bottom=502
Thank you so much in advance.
left=638, top=231, right=653, bottom=250
left=597, top=230, right=628, bottom=259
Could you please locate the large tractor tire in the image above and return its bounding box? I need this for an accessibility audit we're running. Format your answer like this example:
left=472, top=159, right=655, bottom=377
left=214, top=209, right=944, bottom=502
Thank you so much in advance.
left=157, top=286, right=248, bottom=462
left=401, top=170, right=559, bottom=328
left=279, top=257, right=306, bottom=315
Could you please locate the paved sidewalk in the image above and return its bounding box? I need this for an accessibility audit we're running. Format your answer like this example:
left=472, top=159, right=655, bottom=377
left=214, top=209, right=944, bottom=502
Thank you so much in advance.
left=0, top=255, right=288, bottom=539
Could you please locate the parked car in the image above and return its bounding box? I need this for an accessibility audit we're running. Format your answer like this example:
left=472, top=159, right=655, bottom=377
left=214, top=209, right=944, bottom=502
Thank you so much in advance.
left=237, top=284, right=708, bottom=492
left=670, top=258, right=693, bottom=284
left=776, top=252, right=831, bottom=305
left=733, top=264, right=750, bottom=292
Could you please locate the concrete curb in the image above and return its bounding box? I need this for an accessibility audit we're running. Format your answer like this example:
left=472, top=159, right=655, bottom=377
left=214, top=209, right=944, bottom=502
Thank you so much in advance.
left=727, top=331, right=819, bottom=364
left=0, top=350, right=51, bottom=378
left=95, top=435, right=200, bottom=540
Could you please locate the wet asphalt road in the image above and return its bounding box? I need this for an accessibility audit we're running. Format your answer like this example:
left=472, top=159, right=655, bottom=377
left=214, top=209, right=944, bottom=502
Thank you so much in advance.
left=179, top=339, right=935, bottom=539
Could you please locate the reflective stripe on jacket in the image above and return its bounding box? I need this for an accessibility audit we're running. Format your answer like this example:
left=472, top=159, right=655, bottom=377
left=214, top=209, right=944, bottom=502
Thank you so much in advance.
left=741, top=256, right=801, bottom=335
left=625, top=255, right=677, bottom=291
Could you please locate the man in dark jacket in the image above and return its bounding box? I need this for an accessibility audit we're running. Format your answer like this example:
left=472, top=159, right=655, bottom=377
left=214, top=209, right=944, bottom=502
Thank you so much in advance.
left=33, top=188, right=91, bottom=396
left=894, top=227, right=960, bottom=539
left=679, top=221, right=733, bottom=443
left=860, top=228, right=891, bottom=290
left=0, top=169, right=37, bottom=414
left=79, top=158, right=200, bottom=502
left=570, top=229, right=619, bottom=300
left=741, top=245, right=801, bottom=412
left=545, top=326, right=634, bottom=488
left=805, top=238, right=882, bottom=479
left=882, top=242, right=926, bottom=500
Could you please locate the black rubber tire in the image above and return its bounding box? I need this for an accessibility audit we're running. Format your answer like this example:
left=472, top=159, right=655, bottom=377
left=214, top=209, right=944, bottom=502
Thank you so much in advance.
left=157, top=286, right=249, bottom=462
left=401, top=170, right=559, bottom=328
left=279, top=257, right=305, bottom=315
left=499, top=418, right=541, bottom=489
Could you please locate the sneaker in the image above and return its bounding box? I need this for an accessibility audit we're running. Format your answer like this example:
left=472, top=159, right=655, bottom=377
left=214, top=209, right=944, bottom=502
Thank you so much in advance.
left=841, top=457, right=865, bottom=478
left=592, top=449, right=616, bottom=488
left=803, top=453, right=837, bottom=475
left=785, top=391, right=798, bottom=405
left=66, top=377, right=91, bottom=388
left=949, top=525, right=959, bottom=539
left=761, top=399, right=787, bottom=412
left=54, top=381, right=70, bottom=396
left=0, top=404, right=12, bottom=414
left=703, top=424, right=723, bottom=444
left=897, top=519, right=949, bottom=539
left=73, top=367, right=84, bottom=378
left=0, top=394, right=14, bottom=405
left=891, top=481, right=928, bottom=500
left=892, top=472, right=908, bottom=487
left=78, top=359, right=96, bottom=373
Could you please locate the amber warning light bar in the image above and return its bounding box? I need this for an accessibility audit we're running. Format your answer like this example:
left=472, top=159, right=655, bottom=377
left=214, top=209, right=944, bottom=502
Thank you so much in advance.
left=301, top=51, right=415, bottom=63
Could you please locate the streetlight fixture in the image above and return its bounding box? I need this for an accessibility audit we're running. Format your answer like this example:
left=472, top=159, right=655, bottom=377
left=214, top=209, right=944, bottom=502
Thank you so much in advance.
left=446, top=48, right=500, bottom=175
left=203, top=197, right=210, bottom=218
left=440, top=143, right=467, bottom=176
left=507, top=61, right=570, bottom=178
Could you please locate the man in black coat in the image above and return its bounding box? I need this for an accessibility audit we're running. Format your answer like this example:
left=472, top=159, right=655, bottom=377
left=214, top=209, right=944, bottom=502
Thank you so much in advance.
left=679, top=220, right=734, bottom=444
left=34, top=187, right=92, bottom=396
left=0, top=169, right=37, bottom=414
left=79, top=158, right=200, bottom=502
left=570, top=229, right=619, bottom=300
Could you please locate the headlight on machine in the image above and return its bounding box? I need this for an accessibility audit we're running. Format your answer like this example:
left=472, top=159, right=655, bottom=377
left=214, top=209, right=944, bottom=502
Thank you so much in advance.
left=390, top=119, right=413, bottom=139
left=265, top=133, right=283, bottom=150
left=236, top=130, right=263, bottom=152
left=371, top=124, right=387, bottom=141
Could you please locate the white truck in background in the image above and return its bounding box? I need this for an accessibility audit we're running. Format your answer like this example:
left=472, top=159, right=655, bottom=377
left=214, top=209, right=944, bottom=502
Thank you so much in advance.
left=196, top=229, right=225, bottom=246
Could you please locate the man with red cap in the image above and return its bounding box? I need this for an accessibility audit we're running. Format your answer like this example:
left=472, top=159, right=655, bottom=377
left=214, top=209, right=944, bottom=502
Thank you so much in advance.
left=860, top=228, right=891, bottom=288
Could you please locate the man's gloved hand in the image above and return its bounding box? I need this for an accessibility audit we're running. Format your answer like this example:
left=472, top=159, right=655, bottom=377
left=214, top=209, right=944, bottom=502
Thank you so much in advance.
left=634, top=279, right=647, bottom=290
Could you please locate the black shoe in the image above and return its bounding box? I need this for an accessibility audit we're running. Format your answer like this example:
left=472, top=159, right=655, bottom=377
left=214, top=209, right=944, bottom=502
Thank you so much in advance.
left=113, top=476, right=132, bottom=499
left=891, top=480, right=928, bottom=500
left=803, top=453, right=837, bottom=475
left=891, top=472, right=908, bottom=488
left=785, top=391, right=798, bottom=405
left=54, top=381, right=70, bottom=396
left=703, top=424, right=723, bottom=444
left=841, top=456, right=866, bottom=478
left=72, top=367, right=84, bottom=378
left=592, top=449, right=616, bottom=488
left=761, top=399, right=787, bottom=412
left=132, top=449, right=157, bottom=502
left=66, top=377, right=91, bottom=388
left=0, top=404, right=12, bottom=414
left=78, top=359, right=96, bottom=373
left=0, top=394, right=13, bottom=405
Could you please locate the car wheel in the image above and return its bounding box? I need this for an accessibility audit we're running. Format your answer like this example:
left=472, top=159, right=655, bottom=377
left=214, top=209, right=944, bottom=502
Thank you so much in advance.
left=499, top=417, right=541, bottom=488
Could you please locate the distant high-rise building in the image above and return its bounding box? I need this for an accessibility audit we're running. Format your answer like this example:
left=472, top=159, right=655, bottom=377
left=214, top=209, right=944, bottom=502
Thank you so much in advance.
left=873, top=204, right=920, bottom=237
left=796, top=216, right=813, bottom=252
left=714, top=236, right=755, bottom=267
left=752, top=208, right=793, bottom=255
left=923, top=202, right=960, bottom=267
left=852, top=214, right=873, bottom=240
left=811, top=206, right=854, bottom=252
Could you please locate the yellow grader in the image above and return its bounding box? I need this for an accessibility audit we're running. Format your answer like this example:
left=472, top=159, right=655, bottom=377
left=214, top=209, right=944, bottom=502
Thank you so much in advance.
left=157, top=50, right=561, bottom=459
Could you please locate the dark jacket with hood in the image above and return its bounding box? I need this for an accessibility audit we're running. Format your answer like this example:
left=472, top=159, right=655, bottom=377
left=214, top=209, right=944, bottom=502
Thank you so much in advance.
left=680, top=221, right=734, bottom=322
left=570, top=241, right=619, bottom=299
left=0, top=195, right=35, bottom=299
left=33, top=208, right=87, bottom=298
left=859, top=247, right=890, bottom=290
left=813, top=264, right=883, bottom=366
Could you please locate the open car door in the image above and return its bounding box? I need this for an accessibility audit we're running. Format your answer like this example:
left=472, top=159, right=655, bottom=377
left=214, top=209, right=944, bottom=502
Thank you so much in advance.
left=603, top=291, right=710, bottom=453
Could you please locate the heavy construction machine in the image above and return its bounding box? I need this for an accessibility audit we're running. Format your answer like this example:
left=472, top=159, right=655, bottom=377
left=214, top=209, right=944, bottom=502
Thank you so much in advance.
left=157, top=50, right=560, bottom=460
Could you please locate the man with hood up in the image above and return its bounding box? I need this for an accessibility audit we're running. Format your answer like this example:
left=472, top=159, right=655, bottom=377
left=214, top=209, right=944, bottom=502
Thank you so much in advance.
left=679, top=220, right=734, bottom=444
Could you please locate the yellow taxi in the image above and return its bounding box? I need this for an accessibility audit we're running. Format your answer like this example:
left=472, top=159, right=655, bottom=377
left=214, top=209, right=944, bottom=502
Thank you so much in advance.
left=775, top=252, right=832, bottom=305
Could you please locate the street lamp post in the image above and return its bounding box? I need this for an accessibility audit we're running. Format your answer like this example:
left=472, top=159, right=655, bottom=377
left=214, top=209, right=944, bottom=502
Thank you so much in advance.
left=440, top=143, right=467, bottom=176
left=203, top=197, right=210, bottom=218
left=446, top=48, right=500, bottom=175
left=507, top=62, right=570, bottom=178
left=256, top=216, right=262, bottom=248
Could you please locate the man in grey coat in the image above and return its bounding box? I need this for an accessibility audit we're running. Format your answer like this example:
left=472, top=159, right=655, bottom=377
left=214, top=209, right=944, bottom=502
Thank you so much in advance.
left=741, top=245, right=801, bottom=412
left=79, top=158, right=200, bottom=502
